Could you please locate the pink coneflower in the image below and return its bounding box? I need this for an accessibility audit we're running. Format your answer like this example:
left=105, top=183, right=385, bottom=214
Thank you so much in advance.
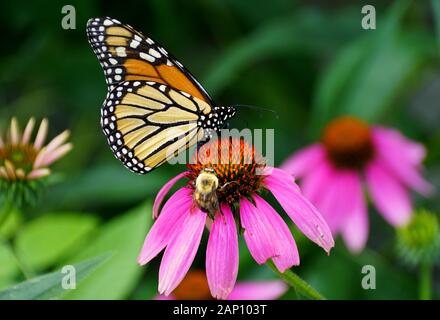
left=281, top=116, right=433, bottom=253
left=0, top=118, right=72, bottom=181
left=138, top=137, right=334, bottom=300
left=156, top=270, right=288, bottom=300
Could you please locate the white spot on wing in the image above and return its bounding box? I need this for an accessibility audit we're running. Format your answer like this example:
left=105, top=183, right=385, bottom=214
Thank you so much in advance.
left=139, top=52, right=155, bottom=62
left=149, top=48, right=161, bottom=58
left=116, top=47, right=127, bottom=57
left=130, top=40, right=140, bottom=49
left=104, top=19, right=114, bottom=26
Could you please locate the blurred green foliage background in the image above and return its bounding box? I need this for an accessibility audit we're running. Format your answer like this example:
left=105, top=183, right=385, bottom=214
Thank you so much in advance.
left=0, top=0, right=439, bottom=299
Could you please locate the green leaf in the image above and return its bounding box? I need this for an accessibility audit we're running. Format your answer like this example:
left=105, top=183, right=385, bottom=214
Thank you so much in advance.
left=352, top=249, right=417, bottom=299
left=432, top=0, right=440, bottom=51
left=203, top=8, right=361, bottom=96
left=64, top=202, right=152, bottom=299
left=302, top=246, right=417, bottom=299
left=15, top=213, right=98, bottom=271
left=266, top=261, right=326, bottom=300
left=130, top=270, right=160, bottom=300
left=0, top=243, right=19, bottom=288
left=203, top=14, right=299, bottom=94
left=310, top=0, right=432, bottom=136
left=341, top=33, right=430, bottom=121
left=302, top=248, right=360, bottom=299
left=0, top=253, right=111, bottom=300
left=310, top=37, right=371, bottom=135
left=44, top=164, right=167, bottom=207
left=0, top=207, right=22, bottom=240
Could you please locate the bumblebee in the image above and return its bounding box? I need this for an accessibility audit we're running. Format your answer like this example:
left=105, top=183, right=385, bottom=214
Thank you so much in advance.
left=193, top=168, right=220, bottom=218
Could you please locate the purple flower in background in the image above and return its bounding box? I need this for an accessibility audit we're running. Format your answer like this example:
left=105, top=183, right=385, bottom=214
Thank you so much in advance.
left=282, top=116, right=433, bottom=253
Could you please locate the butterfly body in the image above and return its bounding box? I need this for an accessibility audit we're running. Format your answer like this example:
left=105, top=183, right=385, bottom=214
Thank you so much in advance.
left=86, top=17, right=236, bottom=174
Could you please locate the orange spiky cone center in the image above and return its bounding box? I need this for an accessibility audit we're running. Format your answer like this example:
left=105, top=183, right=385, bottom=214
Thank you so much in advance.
left=322, top=116, right=374, bottom=170
left=0, top=143, right=38, bottom=173
left=187, top=137, right=265, bottom=204
left=172, top=270, right=212, bottom=300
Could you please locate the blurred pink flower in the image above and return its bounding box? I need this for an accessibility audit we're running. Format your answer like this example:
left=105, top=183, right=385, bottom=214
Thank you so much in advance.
left=155, top=270, right=288, bottom=300
left=0, top=117, right=72, bottom=181
left=138, top=138, right=333, bottom=300
left=281, top=116, right=433, bottom=253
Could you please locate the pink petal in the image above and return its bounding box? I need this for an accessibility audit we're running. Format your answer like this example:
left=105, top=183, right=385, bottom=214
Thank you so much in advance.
left=33, top=148, right=45, bottom=169
left=38, top=143, right=73, bottom=167
left=373, top=126, right=426, bottom=164
left=27, top=168, right=51, bottom=180
left=10, top=118, right=20, bottom=145
left=22, top=118, right=35, bottom=145
left=0, top=167, right=8, bottom=179
left=264, top=168, right=334, bottom=253
left=158, top=207, right=207, bottom=295
left=44, top=130, right=70, bottom=154
left=280, top=144, right=325, bottom=177
left=312, top=169, right=362, bottom=235
left=262, top=167, right=300, bottom=192
left=339, top=174, right=369, bottom=253
left=4, top=160, right=16, bottom=179
left=227, top=280, right=288, bottom=300
left=254, top=195, right=300, bottom=271
left=240, top=196, right=299, bottom=272
left=366, top=160, right=412, bottom=226
left=137, top=187, right=193, bottom=265
left=206, top=204, right=238, bottom=300
left=153, top=171, right=189, bottom=219
left=300, top=159, right=335, bottom=204
left=154, top=294, right=176, bottom=300
left=372, top=127, right=433, bottom=195
left=15, top=168, right=25, bottom=179
left=34, top=118, right=48, bottom=149
left=290, top=162, right=366, bottom=247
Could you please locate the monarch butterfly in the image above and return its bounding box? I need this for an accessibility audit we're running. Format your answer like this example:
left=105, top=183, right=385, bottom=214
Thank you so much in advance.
left=86, top=17, right=236, bottom=174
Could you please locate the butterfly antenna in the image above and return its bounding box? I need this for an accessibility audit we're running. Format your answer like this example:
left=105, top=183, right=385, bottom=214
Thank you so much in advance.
left=231, top=104, right=279, bottom=120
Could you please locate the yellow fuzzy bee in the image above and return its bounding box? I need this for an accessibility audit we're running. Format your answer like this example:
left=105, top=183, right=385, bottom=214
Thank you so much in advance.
left=193, top=168, right=220, bottom=218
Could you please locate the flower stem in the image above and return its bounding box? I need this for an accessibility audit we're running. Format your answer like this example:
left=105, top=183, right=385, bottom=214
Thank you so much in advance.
left=11, top=248, right=34, bottom=280
left=0, top=239, right=33, bottom=280
left=419, top=262, right=432, bottom=300
left=0, top=200, right=14, bottom=230
left=266, top=261, right=326, bottom=300
left=0, top=201, right=34, bottom=280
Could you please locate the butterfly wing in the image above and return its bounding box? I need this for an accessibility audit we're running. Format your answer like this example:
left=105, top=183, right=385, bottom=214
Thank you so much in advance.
left=86, top=17, right=213, bottom=103
left=87, top=17, right=236, bottom=174
left=102, top=80, right=212, bottom=173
